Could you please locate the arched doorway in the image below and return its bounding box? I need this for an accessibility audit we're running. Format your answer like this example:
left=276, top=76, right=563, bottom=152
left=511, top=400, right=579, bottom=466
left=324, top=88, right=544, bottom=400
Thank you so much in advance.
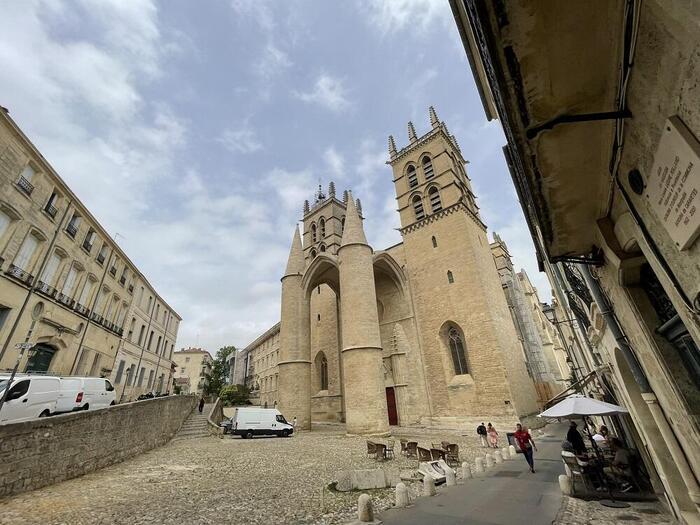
left=25, top=344, right=56, bottom=373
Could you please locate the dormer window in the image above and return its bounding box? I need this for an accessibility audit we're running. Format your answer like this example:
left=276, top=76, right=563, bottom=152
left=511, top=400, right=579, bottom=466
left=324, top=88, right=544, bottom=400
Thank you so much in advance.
left=407, top=165, right=418, bottom=188
left=422, top=156, right=434, bottom=179
left=412, top=195, right=425, bottom=221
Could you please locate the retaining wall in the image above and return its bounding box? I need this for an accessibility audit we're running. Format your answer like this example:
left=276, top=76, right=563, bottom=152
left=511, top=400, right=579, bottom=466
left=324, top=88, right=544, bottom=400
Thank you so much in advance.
left=0, top=394, right=196, bottom=498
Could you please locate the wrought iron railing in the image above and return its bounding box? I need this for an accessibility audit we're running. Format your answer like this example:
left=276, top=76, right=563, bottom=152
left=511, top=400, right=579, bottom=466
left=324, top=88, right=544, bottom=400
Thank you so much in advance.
left=6, top=264, right=33, bottom=285
left=16, top=176, right=34, bottom=196
left=36, top=281, right=56, bottom=298
left=56, top=292, right=75, bottom=308
left=109, top=266, right=117, bottom=277
left=44, top=203, right=58, bottom=218
left=74, top=303, right=89, bottom=316
left=562, top=262, right=593, bottom=307
left=82, top=240, right=93, bottom=253
left=96, top=253, right=105, bottom=265
left=66, top=223, right=78, bottom=238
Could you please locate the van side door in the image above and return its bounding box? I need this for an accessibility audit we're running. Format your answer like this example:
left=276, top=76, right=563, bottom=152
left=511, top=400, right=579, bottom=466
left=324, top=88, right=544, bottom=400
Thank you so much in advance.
left=0, top=379, right=31, bottom=423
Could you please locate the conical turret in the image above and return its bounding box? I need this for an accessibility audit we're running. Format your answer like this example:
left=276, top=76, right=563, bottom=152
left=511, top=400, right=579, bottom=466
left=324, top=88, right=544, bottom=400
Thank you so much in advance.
left=341, top=192, right=367, bottom=246
left=284, top=226, right=304, bottom=275
left=429, top=106, right=439, bottom=128
left=408, top=121, right=417, bottom=143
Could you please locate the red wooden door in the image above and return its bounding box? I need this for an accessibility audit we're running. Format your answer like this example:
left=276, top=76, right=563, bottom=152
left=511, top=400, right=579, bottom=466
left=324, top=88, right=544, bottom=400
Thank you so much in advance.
left=385, top=387, right=398, bottom=426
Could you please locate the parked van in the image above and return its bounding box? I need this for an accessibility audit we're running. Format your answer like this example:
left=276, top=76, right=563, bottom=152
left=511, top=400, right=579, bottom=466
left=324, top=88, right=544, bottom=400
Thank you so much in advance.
left=74, top=377, right=116, bottom=411
left=0, top=375, right=60, bottom=424
left=231, top=407, right=294, bottom=438
left=55, top=377, right=83, bottom=413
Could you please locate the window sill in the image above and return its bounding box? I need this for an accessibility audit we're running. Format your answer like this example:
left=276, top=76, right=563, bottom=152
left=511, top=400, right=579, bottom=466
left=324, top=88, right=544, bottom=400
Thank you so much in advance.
left=41, top=208, right=57, bottom=222
left=448, top=373, right=474, bottom=389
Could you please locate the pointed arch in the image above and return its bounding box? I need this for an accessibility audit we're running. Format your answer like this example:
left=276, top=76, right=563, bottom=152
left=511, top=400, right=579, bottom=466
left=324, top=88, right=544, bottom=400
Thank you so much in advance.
left=373, top=252, right=408, bottom=298
left=427, top=185, right=442, bottom=213
left=319, top=217, right=326, bottom=238
left=302, top=253, right=340, bottom=297
left=439, top=321, right=469, bottom=375
left=311, top=222, right=317, bottom=243
left=422, top=155, right=434, bottom=179
left=406, top=164, right=418, bottom=188
left=412, top=194, right=425, bottom=221
left=315, top=351, right=328, bottom=391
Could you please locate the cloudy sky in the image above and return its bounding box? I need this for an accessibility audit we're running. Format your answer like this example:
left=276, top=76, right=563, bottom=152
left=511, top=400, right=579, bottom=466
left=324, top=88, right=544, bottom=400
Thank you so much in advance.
left=0, top=0, right=550, bottom=352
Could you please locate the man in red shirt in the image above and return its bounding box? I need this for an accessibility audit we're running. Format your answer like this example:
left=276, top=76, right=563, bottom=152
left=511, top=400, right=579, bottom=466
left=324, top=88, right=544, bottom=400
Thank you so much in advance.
left=514, top=423, right=538, bottom=473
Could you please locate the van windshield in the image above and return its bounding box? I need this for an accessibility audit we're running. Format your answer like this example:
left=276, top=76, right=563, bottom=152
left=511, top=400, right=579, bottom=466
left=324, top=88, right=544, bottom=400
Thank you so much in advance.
left=276, top=415, right=287, bottom=424
left=0, top=379, right=7, bottom=395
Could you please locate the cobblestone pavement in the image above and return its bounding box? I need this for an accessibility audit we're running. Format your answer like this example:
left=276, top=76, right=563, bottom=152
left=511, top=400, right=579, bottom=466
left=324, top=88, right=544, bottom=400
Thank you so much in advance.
left=555, top=496, right=674, bottom=525
left=0, top=423, right=499, bottom=525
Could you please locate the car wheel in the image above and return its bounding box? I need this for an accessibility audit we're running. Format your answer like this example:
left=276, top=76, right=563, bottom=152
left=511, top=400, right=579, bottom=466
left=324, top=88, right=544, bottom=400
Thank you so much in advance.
left=83, top=404, right=89, bottom=411
left=39, top=410, right=50, bottom=418
left=110, top=401, right=116, bottom=406
left=245, top=431, right=253, bottom=439
left=282, top=429, right=290, bottom=437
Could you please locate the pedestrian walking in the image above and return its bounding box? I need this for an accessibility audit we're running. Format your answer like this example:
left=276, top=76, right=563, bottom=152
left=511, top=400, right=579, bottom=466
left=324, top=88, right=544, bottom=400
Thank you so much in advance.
left=487, top=422, right=499, bottom=448
left=198, top=397, right=205, bottom=414
left=476, top=422, right=488, bottom=447
left=292, top=416, right=297, bottom=432
left=566, top=421, right=586, bottom=454
left=514, top=423, right=537, bottom=473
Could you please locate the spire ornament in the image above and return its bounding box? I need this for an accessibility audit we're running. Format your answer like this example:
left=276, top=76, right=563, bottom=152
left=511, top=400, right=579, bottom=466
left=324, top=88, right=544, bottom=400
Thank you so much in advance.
left=356, top=198, right=362, bottom=217
left=343, top=190, right=349, bottom=203
left=341, top=192, right=368, bottom=246
left=328, top=181, right=336, bottom=197
left=284, top=226, right=304, bottom=275
left=388, top=135, right=397, bottom=157
left=303, top=200, right=310, bottom=214
left=408, top=121, right=417, bottom=143
left=429, top=106, right=439, bottom=128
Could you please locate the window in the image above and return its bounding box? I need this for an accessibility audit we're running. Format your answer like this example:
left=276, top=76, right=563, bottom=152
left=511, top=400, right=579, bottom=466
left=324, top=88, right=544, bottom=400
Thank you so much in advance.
left=316, top=352, right=328, bottom=390
left=97, top=243, right=108, bottom=265
left=105, top=296, right=116, bottom=320
left=310, top=248, right=317, bottom=258
left=78, top=277, right=96, bottom=307
left=14, top=233, right=39, bottom=271
left=89, top=353, right=101, bottom=376
left=44, top=192, right=59, bottom=218
left=66, top=213, right=81, bottom=238
left=147, top=331, right=154, bottom=350
left=407, top=165, right=418, bottom=188
left=20, top=165, right=35, bottom=182
left=62, top=266, right=79, bottom=297
left=147, top=296, right=152, bottom=313
left=138, top=325, right=145, bottom=346
left=128, top=318, right=136, bottom=341
left=126, top=365, right=135, bottom=386
left=0, top=307, right=10, bottom=332
left=431, top=236, right=437, bottom=248
left=319, top=218, right=326, bottom=238
left=138, top=286, right=144, bottom=306
left=40, top=252, right=62, bottom=286
left=341, top=216, right=345, bottom=232
left=447, top=326, right=468, bottom=375
left=105, top=380, right=114, bottom=392
left=109, top=258, right=118, bottom=277
left=156, top=336, right=162, bottom=355
left=115, top=360, right=126, bottom=384
left=119, top=267, right=128, bottom=286
left=311, top=223, right=317, bottom=243
left=428, top=186, right=442, bottom=213
left=83, top=229, right=96, bottom=252
left=155, top=304, right=160, bottom=319
left=447, top=270, right=454, bottom=284
left=147, top=370, right=154, bottom=389
left=17, top=165, right=35, bottom=195
left=0, top=210, right=11, bottom=239
left=320, top=244, right=326, bottom=252
left=137, top=367, right=145, bottom=387
left=422, top=156, right=434, bottom=179
left=412, top=195, right=425, bottom=221
left=7, top=379, right=29, bottom=400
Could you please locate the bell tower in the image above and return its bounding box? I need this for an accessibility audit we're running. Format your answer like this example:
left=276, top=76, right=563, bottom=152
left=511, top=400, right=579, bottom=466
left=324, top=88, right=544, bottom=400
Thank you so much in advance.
left=301, top=181, right=355, bottom=261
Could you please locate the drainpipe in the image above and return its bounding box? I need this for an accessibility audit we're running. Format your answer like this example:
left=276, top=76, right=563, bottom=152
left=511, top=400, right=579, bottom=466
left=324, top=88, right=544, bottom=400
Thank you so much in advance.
left=581, top=265, right=700, bottom=508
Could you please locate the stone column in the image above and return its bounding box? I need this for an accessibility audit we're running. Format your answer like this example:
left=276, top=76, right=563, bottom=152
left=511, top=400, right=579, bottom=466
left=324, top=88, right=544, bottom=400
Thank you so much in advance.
left=278, top=227, right=312, bottom=429
left=338, top=196, right=389, bottom=436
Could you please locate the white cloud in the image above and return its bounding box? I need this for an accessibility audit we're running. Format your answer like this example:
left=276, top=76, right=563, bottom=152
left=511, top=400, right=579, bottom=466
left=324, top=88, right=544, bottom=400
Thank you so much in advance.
left=218, top=125, right=263, bottom=154
left=295, top=74, right=351, bottom=112
left=361, top=0, right=450, bottom=35
left=255, top=43, right=293, bottom=80
left=323, top=147, right=344, bottom=178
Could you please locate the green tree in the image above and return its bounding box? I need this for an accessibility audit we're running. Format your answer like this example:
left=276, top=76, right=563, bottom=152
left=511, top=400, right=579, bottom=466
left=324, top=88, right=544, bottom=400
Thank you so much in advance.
left=219, top=384, right=250, bottom=406
left=204, top=345, right=236, bottom=398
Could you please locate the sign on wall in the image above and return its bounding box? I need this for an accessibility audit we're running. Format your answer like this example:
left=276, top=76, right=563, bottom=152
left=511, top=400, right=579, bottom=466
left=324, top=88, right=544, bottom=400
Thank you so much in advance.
left=646, top=116, right=700, bottom=251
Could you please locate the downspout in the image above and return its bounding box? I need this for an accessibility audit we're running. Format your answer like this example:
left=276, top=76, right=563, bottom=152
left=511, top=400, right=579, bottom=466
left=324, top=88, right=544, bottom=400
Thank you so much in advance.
left=581, top=265, right=700, bottom=508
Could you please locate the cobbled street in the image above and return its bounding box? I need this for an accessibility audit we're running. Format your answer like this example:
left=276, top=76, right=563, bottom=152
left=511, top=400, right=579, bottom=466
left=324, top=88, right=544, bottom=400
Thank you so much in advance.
left=0, top=424, right=496, bottom=525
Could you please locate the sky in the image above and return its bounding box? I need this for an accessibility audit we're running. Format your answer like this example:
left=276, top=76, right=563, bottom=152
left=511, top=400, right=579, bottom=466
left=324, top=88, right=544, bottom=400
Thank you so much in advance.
left=0, top=0, right=550, bottom=353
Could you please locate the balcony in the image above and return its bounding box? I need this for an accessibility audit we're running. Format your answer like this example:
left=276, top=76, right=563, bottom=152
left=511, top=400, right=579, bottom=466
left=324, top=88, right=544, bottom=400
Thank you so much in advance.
left=82, top=240, right=93, bottom=253
left=96, top=253, right=105, bottom=265
left=66, top=223, right=78, bottom=238
left=44, top=203, right=58, bottom=219
left=6, top=264, right=33, bottom=285
left=91, top=312, right=104, bottom=323
left=36, top=281, right=57, bottom=298
left=16, top=176, right=34, bottom=196
left=56, top=292, right=75, bottom=308
left=74, top=303, right=89, bottom=317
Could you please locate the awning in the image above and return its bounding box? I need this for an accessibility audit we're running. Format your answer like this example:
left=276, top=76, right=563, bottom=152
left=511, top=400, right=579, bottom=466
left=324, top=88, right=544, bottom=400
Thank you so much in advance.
left=543, top=370, right=598, bottom=409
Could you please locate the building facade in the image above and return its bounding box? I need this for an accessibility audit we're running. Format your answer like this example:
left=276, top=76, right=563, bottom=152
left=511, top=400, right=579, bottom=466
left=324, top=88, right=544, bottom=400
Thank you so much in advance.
left=451, top=1, right=700, bottom=520
left=233, top=323, right=280, bottom=407
left=172, top=348, right=212, bottom=397
left=490, top=233, right=569, bottom=406
left=276, top=110, right=541, bottom=435
left=0, top=107, right=180, bottom=396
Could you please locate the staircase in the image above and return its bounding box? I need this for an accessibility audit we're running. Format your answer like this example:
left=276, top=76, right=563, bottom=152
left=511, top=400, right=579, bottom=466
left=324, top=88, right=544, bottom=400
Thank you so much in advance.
left=172, top=404, right=211, bottom=441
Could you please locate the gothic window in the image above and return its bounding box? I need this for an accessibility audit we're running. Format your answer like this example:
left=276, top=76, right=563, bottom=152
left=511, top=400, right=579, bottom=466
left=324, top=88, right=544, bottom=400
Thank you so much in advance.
left=310, top=248, right=317, bottom=258
left=316, top=352, right=328, bottom=390
left=428, top=186, right=442, bottom=213
left=311, top=223, right=317, bottom=243
left=447, top=326, right=468, bottom=375
left=431, top=236, right=437, bottom=248
left=412, top=195, right=425, bottom=221
left=447, top=270, right=454, bottom=283
left=422, top=155, right=434, bottom=179
left=341, top=216, right=345, bottom=232
left=407, top=165, right=418, bottom=188
left=319, top=218, right=326, bottom=238
left=320, top=244, right=326, bottom=252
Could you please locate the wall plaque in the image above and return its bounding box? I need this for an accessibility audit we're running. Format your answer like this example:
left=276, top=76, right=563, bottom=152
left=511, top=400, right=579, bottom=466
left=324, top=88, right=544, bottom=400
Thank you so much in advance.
left=646, top=116, right=700, bottom=251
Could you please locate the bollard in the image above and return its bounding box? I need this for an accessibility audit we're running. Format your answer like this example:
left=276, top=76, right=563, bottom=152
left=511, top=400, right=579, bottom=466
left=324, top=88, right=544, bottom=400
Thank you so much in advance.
left=358, top=493, right=374, bottom=522
left=445, top=467, right=456, bottom=487
left=558, top=474, right=572, bottom=496
left=509, top=445, right=517, bottom=458
left=493, top=449, right=503, bottom=463
left=474, top=457, right=485, bottom=474
left=423, top=475, right=437, bottom=496
left=461, top=462, right=472, bottom=479
left=485, top=454, right=494, bottom=469
left=395, top=482, right=410, bottom=508
left=502, top=447, right=511, bottom=460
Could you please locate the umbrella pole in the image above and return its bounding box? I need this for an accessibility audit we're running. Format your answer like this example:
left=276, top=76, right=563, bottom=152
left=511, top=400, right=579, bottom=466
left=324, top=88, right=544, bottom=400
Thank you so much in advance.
left=585, top=416, right=630, bottom=508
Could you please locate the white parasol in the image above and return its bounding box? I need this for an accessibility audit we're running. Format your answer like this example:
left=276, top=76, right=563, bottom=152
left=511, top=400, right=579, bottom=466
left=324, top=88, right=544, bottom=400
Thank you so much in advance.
left=538, top=394, right=629, bottom=418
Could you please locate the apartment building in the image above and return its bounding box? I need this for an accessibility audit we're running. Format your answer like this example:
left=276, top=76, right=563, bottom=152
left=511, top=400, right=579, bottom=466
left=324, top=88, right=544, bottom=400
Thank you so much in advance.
left=172, top=348, right=212, bottom=397
left=0, top=107, right=180, bottom=395
left=236, top=323, right=280, bottom=408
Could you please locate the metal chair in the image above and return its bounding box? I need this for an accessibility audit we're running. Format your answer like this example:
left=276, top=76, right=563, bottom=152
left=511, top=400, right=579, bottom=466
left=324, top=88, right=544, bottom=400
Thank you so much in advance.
left=417, top=446, right=432, bottom=462
left=445, top=444, right=460, bottom=466
left=430, top=448, right=447, bottom=461
left=385, top=439, right=395, bottom=459
left=400, top=439, right=408, bottom=456
left=406, top=441, right=418, bottom=459
left=366, top=441, right=377, bottom=459
left=561, top=454, right=595, bottom=495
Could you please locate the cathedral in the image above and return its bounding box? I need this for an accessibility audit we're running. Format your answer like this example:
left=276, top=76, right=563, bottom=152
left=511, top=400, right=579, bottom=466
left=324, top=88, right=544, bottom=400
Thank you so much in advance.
left=277, top=108, right=540, bottom=435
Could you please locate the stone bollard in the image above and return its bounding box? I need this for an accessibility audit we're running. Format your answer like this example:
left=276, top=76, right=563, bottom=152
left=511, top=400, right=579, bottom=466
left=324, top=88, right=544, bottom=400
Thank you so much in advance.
left=423, top=475, right=437, bottom=496
left=395, top=482, right=409, bottom=508
left=445, top=467, right=456, bottom=487
left=358, top=493, right=374, bottom=522
left=474, top=457, right=485, bottom=474
left=485, top=454, right=494, bottom=469
left=509, top=445, right=517, bottom=458
left=461, top=462, right=472, bottom=479
left=493, top=450, right=503, bottom=463
left=558, top=475, right=572, bottom=496
left=502, top=447, right=511, bottom=460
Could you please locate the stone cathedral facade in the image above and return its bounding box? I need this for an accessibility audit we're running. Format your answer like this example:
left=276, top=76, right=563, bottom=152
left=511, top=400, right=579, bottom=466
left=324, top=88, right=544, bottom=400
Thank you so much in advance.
left=275, top=108, right=539, bottom=435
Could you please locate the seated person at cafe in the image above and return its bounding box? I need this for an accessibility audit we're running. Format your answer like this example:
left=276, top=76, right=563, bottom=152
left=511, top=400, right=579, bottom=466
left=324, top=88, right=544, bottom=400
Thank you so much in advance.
left=604, top=437, right=634, bottom=491
left=561, top=441, right=603, bottom=488
left=592, top=425, right=610, bottom=445
left=566, top=421, right=587, bottom=454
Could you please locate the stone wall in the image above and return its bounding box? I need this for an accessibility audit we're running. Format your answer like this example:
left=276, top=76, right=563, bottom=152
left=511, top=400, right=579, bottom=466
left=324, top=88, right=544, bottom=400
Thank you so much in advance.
left=0, top=394, right=196, bottom=498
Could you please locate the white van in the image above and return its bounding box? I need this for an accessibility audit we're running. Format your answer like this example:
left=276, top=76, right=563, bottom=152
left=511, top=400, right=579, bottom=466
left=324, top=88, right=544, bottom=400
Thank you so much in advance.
left=0, top=375, right=60, bottom=424
left=74, top=377, right=116, bottom=411
left=56, top=377, right=83, bottom=413
left=231, top=407, right=294, bottom=438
